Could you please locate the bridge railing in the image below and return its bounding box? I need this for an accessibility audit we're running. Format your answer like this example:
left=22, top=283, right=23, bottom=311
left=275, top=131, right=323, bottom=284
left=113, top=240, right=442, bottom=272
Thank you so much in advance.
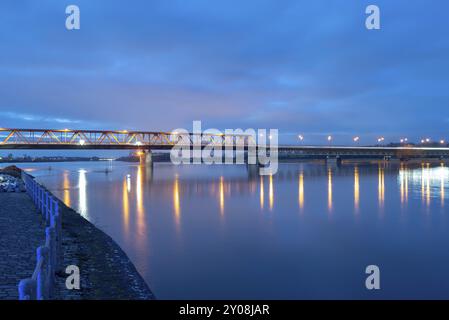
left=18, top=172, right=62, bottom=300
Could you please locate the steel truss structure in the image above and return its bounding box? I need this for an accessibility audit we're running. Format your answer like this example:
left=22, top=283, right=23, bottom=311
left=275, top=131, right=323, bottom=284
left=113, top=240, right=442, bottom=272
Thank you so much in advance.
left=0, top=128, right=253, bottom=149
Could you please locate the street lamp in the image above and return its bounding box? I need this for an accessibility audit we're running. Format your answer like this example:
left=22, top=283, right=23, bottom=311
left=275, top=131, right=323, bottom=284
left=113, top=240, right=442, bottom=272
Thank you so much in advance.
left=79, top=139, right=86, bottom=146
left=353, top=136, right=360, bottom=143
left=298, top=135, right=304, bottom=141
left=327, top=135, right=332, bottom=144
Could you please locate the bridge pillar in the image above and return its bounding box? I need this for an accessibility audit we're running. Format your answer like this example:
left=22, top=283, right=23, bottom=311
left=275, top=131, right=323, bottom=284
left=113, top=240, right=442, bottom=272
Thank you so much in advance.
left=140, top=150, right=153, bottom=167
left=326, top=156, right=342, bottom=167
left=246, top=163, right=260, bottom=178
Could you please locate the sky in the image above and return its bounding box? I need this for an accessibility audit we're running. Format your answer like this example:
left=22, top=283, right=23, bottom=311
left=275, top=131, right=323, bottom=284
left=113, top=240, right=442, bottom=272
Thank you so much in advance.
left=1, top=0, right=449, bottom=148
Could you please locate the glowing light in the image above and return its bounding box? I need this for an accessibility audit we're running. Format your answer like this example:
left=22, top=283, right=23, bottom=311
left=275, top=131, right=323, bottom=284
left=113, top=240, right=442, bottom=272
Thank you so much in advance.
left=298, top=172, right=304, bottom=211
left=219, top=176, right=225, bottom=216
left=420, top=163, right=426, bottom=201
left=328, top=168, right=333, bottom=212
left=378, top=165, right=385, bottom=211
left=260, top=176, right=264, bottom=209
left=136, top=166, right=145, bottom=232
left=327, top=135, right=332, bottom=142
left=426, top=163, right=431, bottom=207
left=353, top=136, right=360, bottom=142
left=426, top=138, right=430, bottom=143
left=78, top=169, right=87, bottom=218
left=63, top=170, right=71, bottom=207
left=400, top=164, right=406, bottom=206
left=126, top=174, right=131, bottom=193
left=173, top=175, right=181, bottom=225
left=402, top=164, right=449, bottom=205
left=298, top=135, right=304, bottom=141
left=79, top=139, right=86, bottom=146
left=122, top=177, right=130, bottom=235
left=377, top=137, right=385, bottom=143
left=354, top=167, right=359, bottom=213
left=135, top=141, right=142, bottom=146
left=440, top=140, right=445, bottom=144
left=269, top=175, right=274, bottom=210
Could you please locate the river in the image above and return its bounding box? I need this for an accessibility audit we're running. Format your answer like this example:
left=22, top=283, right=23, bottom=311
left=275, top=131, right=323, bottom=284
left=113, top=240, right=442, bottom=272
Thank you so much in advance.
left=15, top=160, right=449, bottom=299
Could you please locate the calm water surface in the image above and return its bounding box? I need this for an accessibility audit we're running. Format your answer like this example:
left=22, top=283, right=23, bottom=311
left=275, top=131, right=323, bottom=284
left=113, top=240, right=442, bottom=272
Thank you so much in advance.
left=17, top=161, right=449, bottom=299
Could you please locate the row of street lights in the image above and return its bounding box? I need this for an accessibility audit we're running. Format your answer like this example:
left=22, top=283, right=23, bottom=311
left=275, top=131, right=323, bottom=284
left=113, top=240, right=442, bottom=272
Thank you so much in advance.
left=296, top=135, right=447, bottom=145
left=75, top=134, right=446, bottom=146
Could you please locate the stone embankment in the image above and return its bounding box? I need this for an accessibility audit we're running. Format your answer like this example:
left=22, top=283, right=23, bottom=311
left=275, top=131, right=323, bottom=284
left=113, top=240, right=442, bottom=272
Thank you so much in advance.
left=0, top=166, right=155, bottom=300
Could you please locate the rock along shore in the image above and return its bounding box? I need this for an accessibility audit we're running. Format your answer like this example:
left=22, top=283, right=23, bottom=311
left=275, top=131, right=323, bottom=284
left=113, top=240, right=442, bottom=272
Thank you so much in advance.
left=0, top=166, right=154, bottom=300
left=54, top=195, right=155, bottom=300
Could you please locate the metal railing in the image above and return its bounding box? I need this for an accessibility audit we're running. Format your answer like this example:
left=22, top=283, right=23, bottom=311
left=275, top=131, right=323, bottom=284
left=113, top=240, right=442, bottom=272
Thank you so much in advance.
left=18, top=172, right=62, bottom=300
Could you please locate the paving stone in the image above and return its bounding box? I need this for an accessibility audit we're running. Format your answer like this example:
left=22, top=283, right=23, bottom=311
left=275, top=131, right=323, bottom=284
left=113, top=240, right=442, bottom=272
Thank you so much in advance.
left=0, top=183, right=154, bottom=300
left=0, top=193, right=45, bottom=300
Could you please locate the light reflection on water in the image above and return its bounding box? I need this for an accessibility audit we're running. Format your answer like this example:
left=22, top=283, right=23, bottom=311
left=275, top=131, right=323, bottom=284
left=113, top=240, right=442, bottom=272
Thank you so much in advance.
left=17, top=161, right=449, bottom=299
left=122, top=176, right=130, bottom=235
left=398, top=162, right=449, bottom=206
left=378, top=165, right=385, bottom=211
left=78, top=169, right=87, bottom=219
left=298, top=171, right=304, bottom=212
left=327, top=167, right=333, bottom=213
left=354, top=166, right=359, bottom=214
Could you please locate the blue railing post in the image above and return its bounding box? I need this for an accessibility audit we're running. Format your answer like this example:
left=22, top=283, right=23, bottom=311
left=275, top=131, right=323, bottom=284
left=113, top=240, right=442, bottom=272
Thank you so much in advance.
left=46, top=227, right=56, bottom=277
left=36, top=246, right=50, bottom=300
left=18, top=278, right=36, bottom=300
left=19, top=172, right=63, bottom=300
left=41, top=189, right=44, bottom=216
left=45, top=192, right=50, bottom=223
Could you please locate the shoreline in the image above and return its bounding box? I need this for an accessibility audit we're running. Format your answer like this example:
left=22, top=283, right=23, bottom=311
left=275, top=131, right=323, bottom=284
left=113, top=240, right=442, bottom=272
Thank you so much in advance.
left=0, top=165, right=154, bottom=300
left=53, top=188, right=155, bottom=300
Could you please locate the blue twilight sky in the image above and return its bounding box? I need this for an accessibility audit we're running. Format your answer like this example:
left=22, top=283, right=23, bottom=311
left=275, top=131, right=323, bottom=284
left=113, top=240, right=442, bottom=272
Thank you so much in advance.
left=1, top=0, right=449, bottom=147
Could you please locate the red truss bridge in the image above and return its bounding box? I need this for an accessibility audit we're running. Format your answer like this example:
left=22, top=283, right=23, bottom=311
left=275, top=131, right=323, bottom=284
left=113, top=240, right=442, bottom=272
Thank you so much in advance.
left=0, top=128, right=251, bottom=150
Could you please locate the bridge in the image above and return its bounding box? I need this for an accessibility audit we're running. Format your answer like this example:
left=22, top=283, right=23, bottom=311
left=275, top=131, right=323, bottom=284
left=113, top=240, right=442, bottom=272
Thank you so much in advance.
left=1, top=128, right=449, bottom=164
left=0, top=128, right=244, bottom=150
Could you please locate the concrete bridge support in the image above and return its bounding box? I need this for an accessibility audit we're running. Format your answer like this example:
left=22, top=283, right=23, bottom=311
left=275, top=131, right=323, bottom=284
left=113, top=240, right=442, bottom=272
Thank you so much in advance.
left=246, top=163, right=260, bottom=178
left=140, top=150, right=153, bottom=167
left=326, top=156, right=342, bottom=167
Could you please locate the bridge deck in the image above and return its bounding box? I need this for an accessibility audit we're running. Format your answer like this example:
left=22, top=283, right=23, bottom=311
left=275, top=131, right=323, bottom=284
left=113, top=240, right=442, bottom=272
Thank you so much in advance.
left=1, top=128, right=449, bottom=158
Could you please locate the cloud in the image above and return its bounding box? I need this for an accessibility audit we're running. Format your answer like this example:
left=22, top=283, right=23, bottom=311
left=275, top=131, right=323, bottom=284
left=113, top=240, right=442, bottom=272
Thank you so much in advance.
left=0, top=111, right=104, bottom=128
left=0, top=0, right=448, bottom=143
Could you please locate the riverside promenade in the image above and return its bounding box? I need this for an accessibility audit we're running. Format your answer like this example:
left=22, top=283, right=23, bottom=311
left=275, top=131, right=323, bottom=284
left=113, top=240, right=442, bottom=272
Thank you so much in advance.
left=0, top=169, right=154, bottom=300
left=0, top=192, right=45, bottom=299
